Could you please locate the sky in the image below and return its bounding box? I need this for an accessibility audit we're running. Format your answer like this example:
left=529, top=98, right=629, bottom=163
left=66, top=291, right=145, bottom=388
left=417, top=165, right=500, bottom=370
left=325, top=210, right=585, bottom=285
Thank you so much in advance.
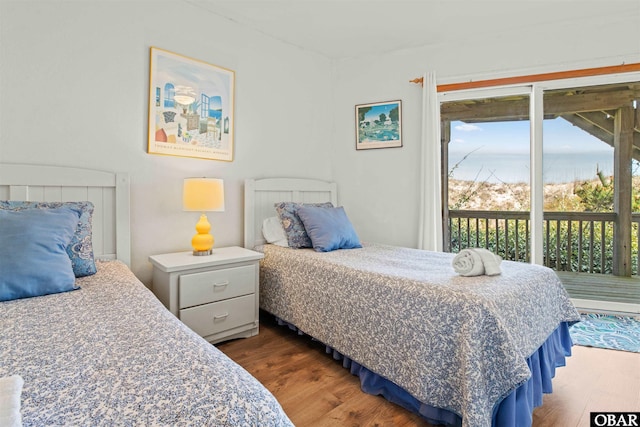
left=362, top=102, right=399, bottom=122
left=449, top=117, right=614, bottom=155
left=446, top=117, right=636, bottom=183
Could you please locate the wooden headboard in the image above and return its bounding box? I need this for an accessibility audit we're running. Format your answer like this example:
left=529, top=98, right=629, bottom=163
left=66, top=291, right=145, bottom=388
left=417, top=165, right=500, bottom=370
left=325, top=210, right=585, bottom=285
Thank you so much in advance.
left=244, top=178, right=337, bottom=249
left=0, top=164, right=131, bottom=266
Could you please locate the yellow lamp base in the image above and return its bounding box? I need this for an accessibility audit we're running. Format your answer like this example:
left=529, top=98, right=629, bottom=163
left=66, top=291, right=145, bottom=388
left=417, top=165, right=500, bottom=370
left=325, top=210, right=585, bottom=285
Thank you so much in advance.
left=191, top=213, right=214, bottom=256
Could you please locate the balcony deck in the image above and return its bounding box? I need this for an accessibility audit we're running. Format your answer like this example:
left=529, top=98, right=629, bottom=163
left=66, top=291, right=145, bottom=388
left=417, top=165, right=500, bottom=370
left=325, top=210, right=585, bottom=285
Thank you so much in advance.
left=556, top=271, right=640, bottom=314
left=447, top=209, right=640, bottom=314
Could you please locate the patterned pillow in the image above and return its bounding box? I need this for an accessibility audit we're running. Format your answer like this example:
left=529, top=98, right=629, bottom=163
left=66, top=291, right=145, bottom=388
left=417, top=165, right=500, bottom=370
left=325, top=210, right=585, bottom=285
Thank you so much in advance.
left=274, top=201, right=334, bottom=249
left=0, top=201, right=97, bottom=277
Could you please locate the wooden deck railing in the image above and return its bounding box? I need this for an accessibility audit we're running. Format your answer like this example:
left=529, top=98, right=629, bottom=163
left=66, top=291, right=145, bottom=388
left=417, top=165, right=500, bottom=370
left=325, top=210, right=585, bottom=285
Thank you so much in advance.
left=447, top=210, right=640, bottom=275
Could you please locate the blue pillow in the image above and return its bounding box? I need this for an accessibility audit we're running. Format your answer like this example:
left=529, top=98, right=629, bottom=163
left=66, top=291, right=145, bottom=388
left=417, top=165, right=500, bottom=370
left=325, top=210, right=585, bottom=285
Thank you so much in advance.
left=0, top=201, right=96, bottom=277
left=274, top=201, right=334, bottom=248
left=0, top=207, right=81, bottom=301
left=297, top=206, right=362, bottom=252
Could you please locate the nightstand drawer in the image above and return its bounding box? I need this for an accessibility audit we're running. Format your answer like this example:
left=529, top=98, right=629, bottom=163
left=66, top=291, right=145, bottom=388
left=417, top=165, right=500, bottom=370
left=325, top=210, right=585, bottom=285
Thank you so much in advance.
left=179, top=294, right=255, bottom=337
left=149, top=247, right=263, bottom=343
left=179, top=264, right=256, bottom=309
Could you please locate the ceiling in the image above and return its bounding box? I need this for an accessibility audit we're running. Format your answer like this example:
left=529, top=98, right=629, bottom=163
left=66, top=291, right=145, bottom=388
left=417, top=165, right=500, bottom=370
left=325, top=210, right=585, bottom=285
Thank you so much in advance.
left=186, top=0, right=639, bottom=60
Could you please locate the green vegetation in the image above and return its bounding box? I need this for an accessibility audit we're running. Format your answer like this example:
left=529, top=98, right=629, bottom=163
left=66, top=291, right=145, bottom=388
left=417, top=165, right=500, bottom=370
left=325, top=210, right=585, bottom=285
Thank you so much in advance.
left=388, top=106, right=399, bottom=123
left=450, top=215, right=632, bottom=274
left=572, top=170, right=640, bottom=212
left=449, top=163, right=640, bottom=275
left=357, top=106, right=371, bottom=123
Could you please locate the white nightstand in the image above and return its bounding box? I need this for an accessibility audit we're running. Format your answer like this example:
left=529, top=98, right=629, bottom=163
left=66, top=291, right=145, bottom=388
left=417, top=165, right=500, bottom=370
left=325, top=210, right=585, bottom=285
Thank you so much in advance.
left=149, top=246, right=264, bottom=344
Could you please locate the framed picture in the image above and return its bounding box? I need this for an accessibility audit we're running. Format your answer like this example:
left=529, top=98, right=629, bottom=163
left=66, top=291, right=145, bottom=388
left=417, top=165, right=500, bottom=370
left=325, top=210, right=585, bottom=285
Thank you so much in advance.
left=148, top=47, right=235, bottom=161
left=355, top=100, right=402, bottom=150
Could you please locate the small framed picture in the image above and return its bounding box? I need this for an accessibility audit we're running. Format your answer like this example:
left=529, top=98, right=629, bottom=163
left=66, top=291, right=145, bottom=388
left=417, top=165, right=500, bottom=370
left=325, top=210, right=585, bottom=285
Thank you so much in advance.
left=355, top=100, right=402, bottom=150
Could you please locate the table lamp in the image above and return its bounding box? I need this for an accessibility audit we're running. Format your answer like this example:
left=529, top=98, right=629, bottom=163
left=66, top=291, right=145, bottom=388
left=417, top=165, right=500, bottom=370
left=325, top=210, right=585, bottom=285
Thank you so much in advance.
left=183, top=178, right=225, bottom=255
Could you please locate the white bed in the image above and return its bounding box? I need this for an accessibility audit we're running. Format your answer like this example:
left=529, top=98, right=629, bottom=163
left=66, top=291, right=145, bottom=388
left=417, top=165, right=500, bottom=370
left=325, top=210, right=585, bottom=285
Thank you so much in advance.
left=244, top=177, right=580, bottom=427
left=0, top=164, right=293, bottom=426
left=0, top=163, right=131, bottom=265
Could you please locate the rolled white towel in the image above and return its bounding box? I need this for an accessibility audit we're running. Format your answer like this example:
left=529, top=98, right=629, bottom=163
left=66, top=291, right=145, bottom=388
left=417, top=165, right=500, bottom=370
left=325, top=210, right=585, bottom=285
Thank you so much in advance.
left=452, top=249, right=485, bottom=276
left=0, top=375, right=24, bottom=427
left=472, top=248, right=502, bottom=276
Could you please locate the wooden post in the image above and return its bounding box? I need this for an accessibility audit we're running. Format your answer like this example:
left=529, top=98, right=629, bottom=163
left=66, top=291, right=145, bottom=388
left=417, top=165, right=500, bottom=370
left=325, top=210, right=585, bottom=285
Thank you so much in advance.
left=613, top=106, right=633, bottom=276
left=441, top=120, right=451, bottom=252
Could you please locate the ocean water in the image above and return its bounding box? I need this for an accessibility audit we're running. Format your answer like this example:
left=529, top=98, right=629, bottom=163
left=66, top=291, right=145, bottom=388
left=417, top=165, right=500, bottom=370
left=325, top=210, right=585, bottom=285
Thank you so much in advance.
left=448, top=152, right=620, bottom=184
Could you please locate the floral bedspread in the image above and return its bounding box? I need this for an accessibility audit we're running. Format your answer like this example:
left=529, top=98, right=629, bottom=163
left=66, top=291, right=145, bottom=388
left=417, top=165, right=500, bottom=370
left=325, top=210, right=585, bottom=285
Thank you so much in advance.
left=0, top=261, right=293, bottom=427
left=259, top=243, right=580, bottom=427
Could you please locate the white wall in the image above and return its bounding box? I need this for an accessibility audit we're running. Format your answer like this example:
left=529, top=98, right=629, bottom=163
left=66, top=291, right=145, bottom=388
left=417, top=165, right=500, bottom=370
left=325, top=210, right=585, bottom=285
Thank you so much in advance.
left=330, top=3, right=640, bottom=249
left=2, top=1, right=640, bottom=286
left=0, top=1, right=332, bottom=285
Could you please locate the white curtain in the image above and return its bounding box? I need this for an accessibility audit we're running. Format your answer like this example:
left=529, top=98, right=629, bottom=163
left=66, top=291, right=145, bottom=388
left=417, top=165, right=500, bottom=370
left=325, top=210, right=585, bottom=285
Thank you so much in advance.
left=418, top=72, right=443, bottom=251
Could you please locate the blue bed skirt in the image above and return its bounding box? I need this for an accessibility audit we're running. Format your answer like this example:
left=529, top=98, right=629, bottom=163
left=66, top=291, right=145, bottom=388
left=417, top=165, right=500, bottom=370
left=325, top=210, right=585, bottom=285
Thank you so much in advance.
left=275, top=318, right=573, bottom=427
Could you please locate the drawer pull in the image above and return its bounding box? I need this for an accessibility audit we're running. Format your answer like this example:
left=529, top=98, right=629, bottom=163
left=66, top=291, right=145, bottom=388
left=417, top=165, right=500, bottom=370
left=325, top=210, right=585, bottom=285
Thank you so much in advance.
left=213, top=313, right=229, bottom=321
left=212, top=281, right=229, bottom=288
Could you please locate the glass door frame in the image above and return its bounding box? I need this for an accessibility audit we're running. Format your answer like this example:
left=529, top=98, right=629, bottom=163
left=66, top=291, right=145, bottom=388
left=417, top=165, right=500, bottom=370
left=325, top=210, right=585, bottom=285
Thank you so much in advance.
left=438, top=71, right=640, bottom=265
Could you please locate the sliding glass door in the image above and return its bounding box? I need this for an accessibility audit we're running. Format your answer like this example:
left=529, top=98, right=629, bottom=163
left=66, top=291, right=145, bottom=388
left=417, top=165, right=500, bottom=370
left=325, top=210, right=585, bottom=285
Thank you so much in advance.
left=440, top=75, right=640, bottom=276
left=442, top=89, right=532, bottom=263
left=543, top=82, right=639, bottom=275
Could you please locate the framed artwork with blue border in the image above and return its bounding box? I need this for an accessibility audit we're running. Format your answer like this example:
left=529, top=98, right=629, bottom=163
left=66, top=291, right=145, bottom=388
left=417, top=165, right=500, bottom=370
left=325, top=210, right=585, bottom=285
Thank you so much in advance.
left=355, top=100, right=402, bottom=150
left=148, top=47, right=235, bottom=161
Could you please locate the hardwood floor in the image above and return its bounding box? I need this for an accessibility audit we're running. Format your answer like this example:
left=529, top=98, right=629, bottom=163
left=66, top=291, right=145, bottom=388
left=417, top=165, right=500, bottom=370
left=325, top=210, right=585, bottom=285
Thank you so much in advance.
left=217, top=313, right=640, bottom=427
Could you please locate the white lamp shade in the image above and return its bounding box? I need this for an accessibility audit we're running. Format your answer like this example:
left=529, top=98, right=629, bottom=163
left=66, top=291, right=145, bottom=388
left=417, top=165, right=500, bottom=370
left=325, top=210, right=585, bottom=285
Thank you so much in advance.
left=183, top=178, right=225, bottom=212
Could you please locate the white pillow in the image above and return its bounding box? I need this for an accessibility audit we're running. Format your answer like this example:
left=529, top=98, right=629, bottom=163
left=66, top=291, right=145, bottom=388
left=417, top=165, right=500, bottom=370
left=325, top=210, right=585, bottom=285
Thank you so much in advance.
left=262, top=216, right=289, bottom=247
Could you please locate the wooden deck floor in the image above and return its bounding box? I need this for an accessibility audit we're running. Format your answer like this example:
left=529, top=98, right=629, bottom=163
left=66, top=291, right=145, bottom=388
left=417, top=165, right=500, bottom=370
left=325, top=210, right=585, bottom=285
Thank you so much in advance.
left=556, top=272, right=640, bottom=314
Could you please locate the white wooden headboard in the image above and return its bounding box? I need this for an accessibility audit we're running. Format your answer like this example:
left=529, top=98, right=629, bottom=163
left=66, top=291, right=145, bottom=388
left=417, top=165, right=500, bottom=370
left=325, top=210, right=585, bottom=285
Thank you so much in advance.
left=0, top=164, right=131, bottom=266
left=244, top=178, right=337, bottom=249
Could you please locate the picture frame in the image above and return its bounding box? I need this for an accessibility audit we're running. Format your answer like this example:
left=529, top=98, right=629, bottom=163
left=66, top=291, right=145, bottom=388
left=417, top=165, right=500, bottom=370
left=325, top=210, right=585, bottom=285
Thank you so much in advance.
left=147, top=47, right=235, bottom=161
left=355, top=100, right=402, bottom=150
